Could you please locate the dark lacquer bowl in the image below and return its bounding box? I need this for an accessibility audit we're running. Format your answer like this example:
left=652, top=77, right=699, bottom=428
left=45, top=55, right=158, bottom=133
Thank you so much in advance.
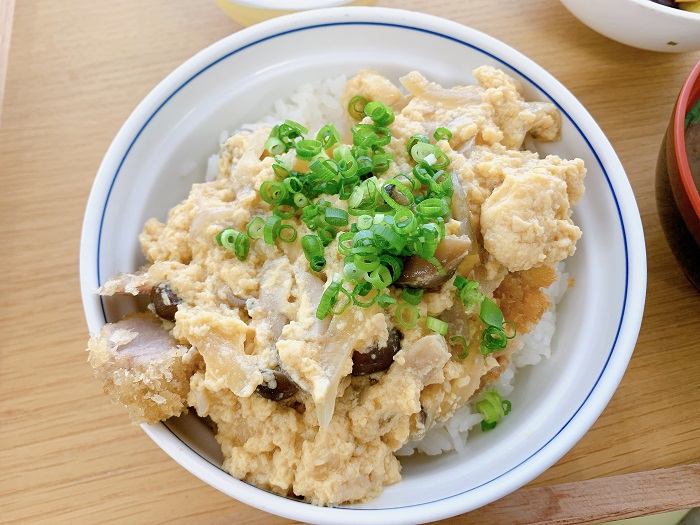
left=656, top=60, right=700, bottom=291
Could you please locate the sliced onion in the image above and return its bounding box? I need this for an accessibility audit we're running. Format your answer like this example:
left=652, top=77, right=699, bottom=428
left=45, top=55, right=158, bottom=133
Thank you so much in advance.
left=400, top=71, right=482, bottom=108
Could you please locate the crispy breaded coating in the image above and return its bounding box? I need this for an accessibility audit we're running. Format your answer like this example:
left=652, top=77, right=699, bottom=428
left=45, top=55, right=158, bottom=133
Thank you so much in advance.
left=493, top=265, right=557, bottom=335
left=87, top=312, right=200, bottom=424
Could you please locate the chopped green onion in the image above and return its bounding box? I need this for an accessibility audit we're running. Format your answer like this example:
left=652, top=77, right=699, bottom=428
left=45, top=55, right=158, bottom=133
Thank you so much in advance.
left=411, top=142, right=437, bottom=165
left=301, top=234, right=326, bottom=271
left=283, top=176, right=303, bottom=194
left=301, top=203, right=319, bottom=221
left=356, top=214, right=374, bottom=230
left=273, top=203, right=296, bottom=219
left=217, top=228, right=249, bottom=262
left=348, top=95, right=368, bottom=121
left=480, top=297, right=504, bottom=328
left=280, top=119, right=308, bottom=139
left=433, top=127, right=452, bottom=141
left=293, top=193, right=309, bottom=208
left=353, top=281, right=373, bottom=297
left=395, top=302, right=420, bottom=328
left=278, top=224, right=297, bottom=243
left=351, top=123, right=391, bottom=148
left=376, top=294, right=396, bottom=308
left=352, top=286, right=378, bottom=308
left=309, top=157, right=338, bottom=181
left=316, top=123, right=342, bottom=149
left=319, top=225, right=337, bottom=246
left=264, top=135, right=286, bottom=156
left=454, top=277, right=484, bottom=306
left=416, top=197, right=449, bottom=218
left=324, top=207, right=349, bottom=227
left=337, top=231, right=355, bottom=256
left=503, top=321, right=517, bottom=339
left=381, top=178, right=414, bottom=210
left=426, top=316, right=448, bottom=336
left=370, top=223, right=406, bottom=253
left=371, top=152, right=394, bottom=173
left=272, top=162, right=290, bottom=179
left=476, top=390, right=511, bottom=431
left=412, top=164, right=434, bottom=186
left=406, top=134, right=430, bottom=155
left=354, top=253, right=381, bottom=272
left=260, top=181, right=288, bottom=205
left=295, top=139, right=323, bottom=160
left=337, top=154, right=359, bottom=180
left=217, top=228, right=235, bottom=250
left=343, top=261, right=363, bottom=282
left=450, top=335, right=469, bottom=359
left=480, top=326, right=508, bottom=354
left=246, top=110, right=473, bottom=321
left=234, top=233, right=250, bottom=261
left=393, top=208, right=418, bottom=235
left=366, top=265, right=393, bottom=290
left=429, top=169, right=453, bottom=196
left=410, top=142, right=449, bottom=169
left=246, top=217, right=265, bottom=239
left=379, top=254, right=403, bottom=283
left=355, top=154, right=373, bottom=176
left=401, top=287, right=424, bottom=305
left=364, top=100, right=395, bottom=126
left=263, top=215, right=282, bottom=245
left=425, top=256, right=446, bottom=276
left=317, top=278, right=343, bottom=320
left=331, top=287, right=353, bottom=315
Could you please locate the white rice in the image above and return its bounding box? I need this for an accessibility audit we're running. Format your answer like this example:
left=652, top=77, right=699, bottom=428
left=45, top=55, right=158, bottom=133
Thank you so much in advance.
left=206, top=75, right=348, bottom=183
left=217, top=76, right=571, bottom=457
left=241, top=74, right=348, bottom=135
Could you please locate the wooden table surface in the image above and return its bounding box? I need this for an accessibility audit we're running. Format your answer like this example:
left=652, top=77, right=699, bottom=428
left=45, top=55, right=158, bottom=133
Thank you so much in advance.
left=2, top=1, right=699, bottom=524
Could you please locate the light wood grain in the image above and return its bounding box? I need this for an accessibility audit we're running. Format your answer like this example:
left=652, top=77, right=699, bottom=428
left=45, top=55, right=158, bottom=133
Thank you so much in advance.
left=1, top=1, right=699, bottom=524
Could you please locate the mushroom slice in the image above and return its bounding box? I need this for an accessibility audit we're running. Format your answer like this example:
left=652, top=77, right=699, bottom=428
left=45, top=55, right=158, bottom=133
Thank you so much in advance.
left=396, top=235, right=472, bottom=289
left=256, top=369, right=299, bottom=401
left=352, top=329, right=403, bottom=375
left=150, top=282, right=181, bottom=321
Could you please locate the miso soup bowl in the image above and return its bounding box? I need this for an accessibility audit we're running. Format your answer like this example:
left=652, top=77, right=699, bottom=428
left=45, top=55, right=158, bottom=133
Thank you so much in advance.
left=656, top=60, right=700, bottom=290
left=80, top=7, right=647, bottom=524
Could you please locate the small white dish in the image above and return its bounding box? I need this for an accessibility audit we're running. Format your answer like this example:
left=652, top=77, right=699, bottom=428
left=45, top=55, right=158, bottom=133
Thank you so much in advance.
left=81, top=7, right=646, bottom=524
left=560, top=0, right=700, bottom=52
left=215, top=0, right=377, bottom=26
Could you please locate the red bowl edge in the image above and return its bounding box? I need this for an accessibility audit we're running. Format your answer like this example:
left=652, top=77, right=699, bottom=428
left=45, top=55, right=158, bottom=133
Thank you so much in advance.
left=671, top=59, right=700, bottom=245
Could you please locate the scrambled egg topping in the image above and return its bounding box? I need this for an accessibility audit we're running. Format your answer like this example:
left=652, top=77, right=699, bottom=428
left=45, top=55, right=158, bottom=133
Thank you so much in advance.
left=87, top=66, right=585, bottom=506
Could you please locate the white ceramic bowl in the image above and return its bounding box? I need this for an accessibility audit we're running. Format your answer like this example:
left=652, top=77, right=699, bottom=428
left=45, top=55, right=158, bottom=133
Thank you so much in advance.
left=560, top=0, right=700, bottom=52
left=215, top=0, right=376, bottom=26
left=80, top=7, right=646, bottom=525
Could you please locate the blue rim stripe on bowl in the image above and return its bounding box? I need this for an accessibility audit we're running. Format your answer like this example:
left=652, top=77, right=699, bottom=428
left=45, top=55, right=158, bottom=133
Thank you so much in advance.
left=96, top=20, right=630, bottom=512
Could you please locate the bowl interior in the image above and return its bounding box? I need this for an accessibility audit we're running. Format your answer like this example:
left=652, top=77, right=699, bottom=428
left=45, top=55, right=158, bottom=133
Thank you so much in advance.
left=81, top=8, right=645, bottom=524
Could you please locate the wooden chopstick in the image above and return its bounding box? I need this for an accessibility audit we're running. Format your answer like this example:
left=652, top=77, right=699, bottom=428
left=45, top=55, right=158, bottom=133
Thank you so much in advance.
left=443, top=463, right=700, bottom=525
left=0, top=0, right=15, bottom=127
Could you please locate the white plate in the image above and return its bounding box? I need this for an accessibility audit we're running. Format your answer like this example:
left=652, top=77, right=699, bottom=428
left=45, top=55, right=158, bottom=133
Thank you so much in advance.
left=80, top=7, right=646, bottom=525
